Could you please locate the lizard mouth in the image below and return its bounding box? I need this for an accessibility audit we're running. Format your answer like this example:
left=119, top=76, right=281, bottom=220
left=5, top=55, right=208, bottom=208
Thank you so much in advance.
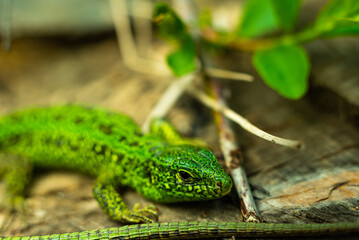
left=208, top=185, right=232, bottom=198
left=221, top=187, right=232, bottom=196
left=218, top=187, right=232, bottom=197
left=208, top=178, right=233, bottom=198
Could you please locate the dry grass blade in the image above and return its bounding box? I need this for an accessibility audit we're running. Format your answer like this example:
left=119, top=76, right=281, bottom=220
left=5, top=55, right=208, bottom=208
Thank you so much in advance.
left=206, top=67, right=254, bottom=82
left=187, top=86, right=303, bottom=149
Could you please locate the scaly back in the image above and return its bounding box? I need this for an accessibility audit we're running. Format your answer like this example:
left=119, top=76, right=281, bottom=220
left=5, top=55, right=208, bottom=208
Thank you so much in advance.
left=0, top=105, right=165, bottom=176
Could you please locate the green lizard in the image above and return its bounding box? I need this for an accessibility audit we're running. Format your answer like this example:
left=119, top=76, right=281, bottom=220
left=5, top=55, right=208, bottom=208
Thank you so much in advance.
left=0, top=105, right=232, bottom=223
left=1, top=105, right=358, bottom=239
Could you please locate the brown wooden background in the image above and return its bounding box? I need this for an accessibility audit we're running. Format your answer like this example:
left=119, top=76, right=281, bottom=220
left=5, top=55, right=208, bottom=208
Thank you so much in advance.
left=0, top=0, right=358, bottom=237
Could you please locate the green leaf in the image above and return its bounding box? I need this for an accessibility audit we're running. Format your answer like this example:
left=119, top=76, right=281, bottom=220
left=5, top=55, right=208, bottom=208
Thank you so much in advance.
left=237, top=0, right=277, bottom=38
left=269, top=0, right=302, bottom=32
left=153, top=3, right=197, bottom=76
left=316, top=0, right=359, bottom=25
left=315, top=0, right=359, bottom=36
left=167, top=36, right=196, bottom=76
left=252, top=44, right=310, bottom=99
left=322, top=19, right=359, bottom=37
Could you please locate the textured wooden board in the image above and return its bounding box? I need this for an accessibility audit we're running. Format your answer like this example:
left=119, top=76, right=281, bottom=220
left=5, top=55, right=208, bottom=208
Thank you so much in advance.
left=0, top=32, right=359, bottom=238
left=228, top=63, right=359, bottom=223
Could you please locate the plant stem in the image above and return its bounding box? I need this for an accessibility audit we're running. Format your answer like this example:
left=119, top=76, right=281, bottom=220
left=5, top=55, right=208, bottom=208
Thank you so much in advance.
left=201, top=26, right=322, bottom=52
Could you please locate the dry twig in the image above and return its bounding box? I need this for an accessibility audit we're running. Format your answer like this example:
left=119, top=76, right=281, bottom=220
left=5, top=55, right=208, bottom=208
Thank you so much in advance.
left=207, top=79, right=261, bottom=222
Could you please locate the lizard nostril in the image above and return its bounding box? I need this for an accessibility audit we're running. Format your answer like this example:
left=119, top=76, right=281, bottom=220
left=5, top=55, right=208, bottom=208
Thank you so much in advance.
left=216, top=182, right=222, bottom=189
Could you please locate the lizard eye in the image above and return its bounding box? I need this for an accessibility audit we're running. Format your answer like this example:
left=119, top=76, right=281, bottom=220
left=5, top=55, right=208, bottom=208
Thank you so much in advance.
left=177, top=170, right=194, bottom=182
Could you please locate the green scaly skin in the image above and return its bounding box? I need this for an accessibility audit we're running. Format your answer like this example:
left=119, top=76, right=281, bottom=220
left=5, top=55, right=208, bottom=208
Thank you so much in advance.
left=1, top=221, right=359, bottom=239
left=1, top=105, right=358, bottom=239
left=0, top=105, right=232, bottom=223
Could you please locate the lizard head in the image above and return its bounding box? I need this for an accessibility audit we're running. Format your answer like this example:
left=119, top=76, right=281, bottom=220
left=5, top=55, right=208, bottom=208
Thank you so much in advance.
left=146, top=145, right=232, bottom=202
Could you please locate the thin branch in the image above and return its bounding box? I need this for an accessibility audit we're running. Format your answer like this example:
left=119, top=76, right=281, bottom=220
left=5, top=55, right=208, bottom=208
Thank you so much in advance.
left=187, top=86, right=303, bottom=149
left=200, top=25, right=322, bottom=53
left=207, top=79, right=261, bottom=222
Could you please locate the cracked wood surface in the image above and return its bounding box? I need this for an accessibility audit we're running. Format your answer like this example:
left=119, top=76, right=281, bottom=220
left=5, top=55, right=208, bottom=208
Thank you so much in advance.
left=227, top=50, right=359, bottom=223
left=0, top=34, right=359, bottom=237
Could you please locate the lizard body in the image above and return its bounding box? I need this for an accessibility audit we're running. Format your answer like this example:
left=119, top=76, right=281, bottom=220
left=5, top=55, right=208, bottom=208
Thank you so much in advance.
left=1, top=105, right=358, bottom=238
left=0, top=105, right=232, bottom=223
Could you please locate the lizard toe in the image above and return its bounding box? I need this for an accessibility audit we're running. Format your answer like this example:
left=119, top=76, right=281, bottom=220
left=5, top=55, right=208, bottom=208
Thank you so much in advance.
left=133, top=203, right=157, bottom=217
left=121, top=210, right=156, bottom=223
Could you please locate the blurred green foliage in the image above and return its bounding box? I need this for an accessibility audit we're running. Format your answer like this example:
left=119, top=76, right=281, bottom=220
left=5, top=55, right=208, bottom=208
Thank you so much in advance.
left=153, top=0, right=359, bottom=99
left=315, top=0, right=359, bottom=36
left=270, top=0, right=302, bottom=32
left=153, top=3, right=196, bottom=76
left=236, top=0, right=277, bottom=38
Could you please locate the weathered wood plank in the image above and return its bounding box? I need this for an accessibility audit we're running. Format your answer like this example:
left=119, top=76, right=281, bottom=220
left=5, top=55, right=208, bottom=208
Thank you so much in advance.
left=1, top=35, right=358, bottom=237
left=229, top=75, right=359, bottom=223
left=307, top=38, right=359, bottom=129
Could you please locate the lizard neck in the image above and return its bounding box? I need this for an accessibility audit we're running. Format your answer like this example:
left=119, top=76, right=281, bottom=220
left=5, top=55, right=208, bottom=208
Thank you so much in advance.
left=105, top=135, right=167, bottom=187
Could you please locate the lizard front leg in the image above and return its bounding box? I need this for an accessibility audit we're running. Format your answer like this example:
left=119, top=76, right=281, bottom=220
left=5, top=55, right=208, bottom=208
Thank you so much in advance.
left=92, top=172, right=158, bottom=223
left=0, top=154, right=32, bottom=232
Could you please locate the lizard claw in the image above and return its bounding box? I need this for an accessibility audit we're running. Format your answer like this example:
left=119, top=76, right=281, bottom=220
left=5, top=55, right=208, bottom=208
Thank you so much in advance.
left=133, top=203, right=157, bottom=215
left=119, top=203, right=158, bottom=223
